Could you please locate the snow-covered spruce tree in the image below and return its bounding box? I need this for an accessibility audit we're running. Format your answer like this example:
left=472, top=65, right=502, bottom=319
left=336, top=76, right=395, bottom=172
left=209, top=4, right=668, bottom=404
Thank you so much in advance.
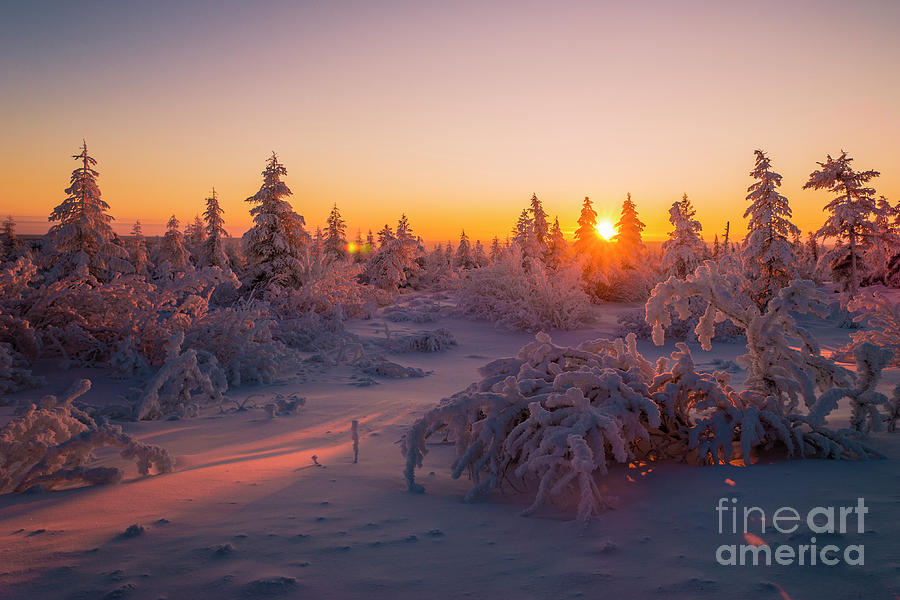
left=511, top=208, right=533, bottom=251
left=128, top=221, right=150, bottom=277
left=184, top=214, right=205, bottom=260
left=473, top=239, right=487, bottom=266
left=661, top=194, right=705, bottom=279
left=454, top=230, right=477, bottom=270
left=527, top=193, right=550, bottom=261
left=863, top=196, right=900, bottom=285
left=741, top=150, right=801, bottom=309
left=545, top=217, right=567, bottom=270
left=242, top=152, right=309, bottom=292
left=44, top=141, right=132, bottom=282
left=157, top=215, right=192, bottom=273
left=489, top=236, right=503, bottom=262
left=198, top=188, right=230, bottom=269
left=324, top=203, right=348, bottom=259
left=0, top=379, right=174, bottom=494
left=1, top=215, right=20, bottom=262
left=365, top=215, right=423, bottom=291
left=613, top=193, right=646, bottom=269
left=803, top=151, right=880, bottom=298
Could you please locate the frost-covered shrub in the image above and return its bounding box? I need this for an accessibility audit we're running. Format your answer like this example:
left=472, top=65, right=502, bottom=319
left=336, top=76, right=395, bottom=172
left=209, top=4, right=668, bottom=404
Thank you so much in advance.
left=615, top=301, right=744, bottom=343
left=843, top=291, right=900, bottom=367
left=404, top=309, right=883, bottom=522
left=269, top=255, right=374, bottom=319
left=645, top=264, right=852, bottom=416
left=389, top=329, right=457, bottom=353
left=184, top=301, right=297, bottom=386
left=0, top=379, right=174, bottom=494
left=135, top=332, right=228, bottom=420
left=808, top=343, right=893, bottom=434
left=456, top=248, right=591, bottom=332
left=382, top=295, right=444, bottom=323
left=0, top=342, right=44, bottom=395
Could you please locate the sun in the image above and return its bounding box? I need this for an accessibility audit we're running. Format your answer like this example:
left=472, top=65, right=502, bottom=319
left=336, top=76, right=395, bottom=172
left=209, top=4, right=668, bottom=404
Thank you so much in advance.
left=595, top=221, right=616, bottom=241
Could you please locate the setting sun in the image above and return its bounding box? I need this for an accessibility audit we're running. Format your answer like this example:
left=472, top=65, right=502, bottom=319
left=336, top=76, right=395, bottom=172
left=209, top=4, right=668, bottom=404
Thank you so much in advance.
left=596, top=221, right=616, bottom=241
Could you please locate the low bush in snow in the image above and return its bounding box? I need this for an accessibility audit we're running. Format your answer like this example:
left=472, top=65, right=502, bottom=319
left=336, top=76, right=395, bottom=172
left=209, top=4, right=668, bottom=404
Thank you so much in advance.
left=404, top=264, right=893, bottom=523
left=0, top=380, right=174, bottom=494
left=456, top=249, right=591, bottom=332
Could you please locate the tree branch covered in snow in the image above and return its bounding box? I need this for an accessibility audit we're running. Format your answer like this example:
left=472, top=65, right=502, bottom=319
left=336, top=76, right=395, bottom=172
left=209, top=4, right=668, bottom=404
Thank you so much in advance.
left=404, top=300, right=887, bottom=522
left=0, top=380, right=174, bottom=494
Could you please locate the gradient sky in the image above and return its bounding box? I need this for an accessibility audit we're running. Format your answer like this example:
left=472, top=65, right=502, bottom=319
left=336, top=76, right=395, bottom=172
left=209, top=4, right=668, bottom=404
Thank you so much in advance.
left=1, top=0, right=898, bottom=242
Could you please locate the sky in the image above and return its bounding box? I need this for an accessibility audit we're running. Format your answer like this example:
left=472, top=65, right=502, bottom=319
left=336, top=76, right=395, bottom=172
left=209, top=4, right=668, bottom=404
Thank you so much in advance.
left=1, top=0, right=898, bottom=243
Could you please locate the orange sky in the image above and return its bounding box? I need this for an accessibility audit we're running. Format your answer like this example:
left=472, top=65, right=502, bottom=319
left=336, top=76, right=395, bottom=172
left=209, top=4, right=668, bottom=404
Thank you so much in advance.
left=1, top=1, right=898, bottom=243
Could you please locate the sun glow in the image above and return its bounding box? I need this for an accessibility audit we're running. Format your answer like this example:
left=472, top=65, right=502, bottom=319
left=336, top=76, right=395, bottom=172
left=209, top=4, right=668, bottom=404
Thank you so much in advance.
left=595, top=221, right=616, bottom=241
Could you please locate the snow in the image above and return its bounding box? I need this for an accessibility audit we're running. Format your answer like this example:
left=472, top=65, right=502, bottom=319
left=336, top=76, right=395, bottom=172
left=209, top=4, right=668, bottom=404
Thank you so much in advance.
left=1, top=295, right=899, bottom=599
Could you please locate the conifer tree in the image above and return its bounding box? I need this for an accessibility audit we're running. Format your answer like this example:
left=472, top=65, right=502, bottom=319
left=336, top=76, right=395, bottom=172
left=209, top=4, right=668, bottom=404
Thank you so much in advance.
left=512, top=208, right=532, bottom=250
left=741, top=150, right=801, bottom=308
left=661, top=194, right=704, bottom=279
left=1, top=215, right=18, bottom=262
left=377, top=224, right=394, bottom=247
left=528, top=193, right=549, bottom=259
left=129, top=220, right=150, bottom=276
left=200, top=187, right=230, bottom=269
left=489, top=236, right=503, bottom=262
left=864, top=196, right=900, bottom=284
left=159, top=215, right=191, bottom=271
left=573, top=196, right=598, bottom=256
left=242, top=152, right=309, bottom=291
left=324, top=203, right=348, bottom=259
left=454, top=230, right=477, bottom=270
left=184, top=214, right=205, bottom=253
left=546, top=217, right=567, bottom=269
left=45, top=141, right=132, bottom=281
left=804, top=151, right=880, bottom=297
left=613, top=193, right=646, bottom=269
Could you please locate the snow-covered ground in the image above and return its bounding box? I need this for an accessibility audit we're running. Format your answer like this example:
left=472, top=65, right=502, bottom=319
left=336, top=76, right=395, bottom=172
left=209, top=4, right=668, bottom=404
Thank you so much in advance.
left=1, top=298, right=898, bottom=600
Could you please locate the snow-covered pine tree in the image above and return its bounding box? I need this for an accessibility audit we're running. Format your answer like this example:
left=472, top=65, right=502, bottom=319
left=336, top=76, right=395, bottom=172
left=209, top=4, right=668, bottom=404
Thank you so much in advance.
left=661, top=194, right=705, bottom=279
left=377, top=224, right=394, bottom=247
left=454, top=230, right=477, bottom=270
left=804, top=151, right=880, bottom=298
left=573, top=196, right=597, bottom=257
left=528, top=193, right=550, bottom=261
left=863, top=196, right=899, bottom=285
left=512, top=208, right=533, bottom=251
left=242, top=153, right=309, bottom=292
left=1, top=215, right=19, bottom=262
left=613, top=193, right=646, bottom=269
left=200, top=187, right=230, bottom=269
left=44, top=141, right=132, bottom=281
left=489, top=236, right=503, bottom=262
left=473, top=239, right=487, bottom=266
left=158, top=215, right=191, bottom=272
left=128, top=220, right=151, bottom=276
left=365, top=215, right=423, bottom=290
left=741, top=150, right=801, bottom=308
left=545, top=217, right=567, bottom=269
left=324, top=203, right=348, bottom=259
left=365, top=229, right=375, bottom=250
left=722, top=221, right=731, bottom=256
left=184, top=214, right=205, bottom=260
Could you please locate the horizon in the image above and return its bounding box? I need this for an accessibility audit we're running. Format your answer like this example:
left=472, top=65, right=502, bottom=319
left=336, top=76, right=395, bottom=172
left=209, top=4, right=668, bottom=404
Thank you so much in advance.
left=2, top=1, right=898, bottom=241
